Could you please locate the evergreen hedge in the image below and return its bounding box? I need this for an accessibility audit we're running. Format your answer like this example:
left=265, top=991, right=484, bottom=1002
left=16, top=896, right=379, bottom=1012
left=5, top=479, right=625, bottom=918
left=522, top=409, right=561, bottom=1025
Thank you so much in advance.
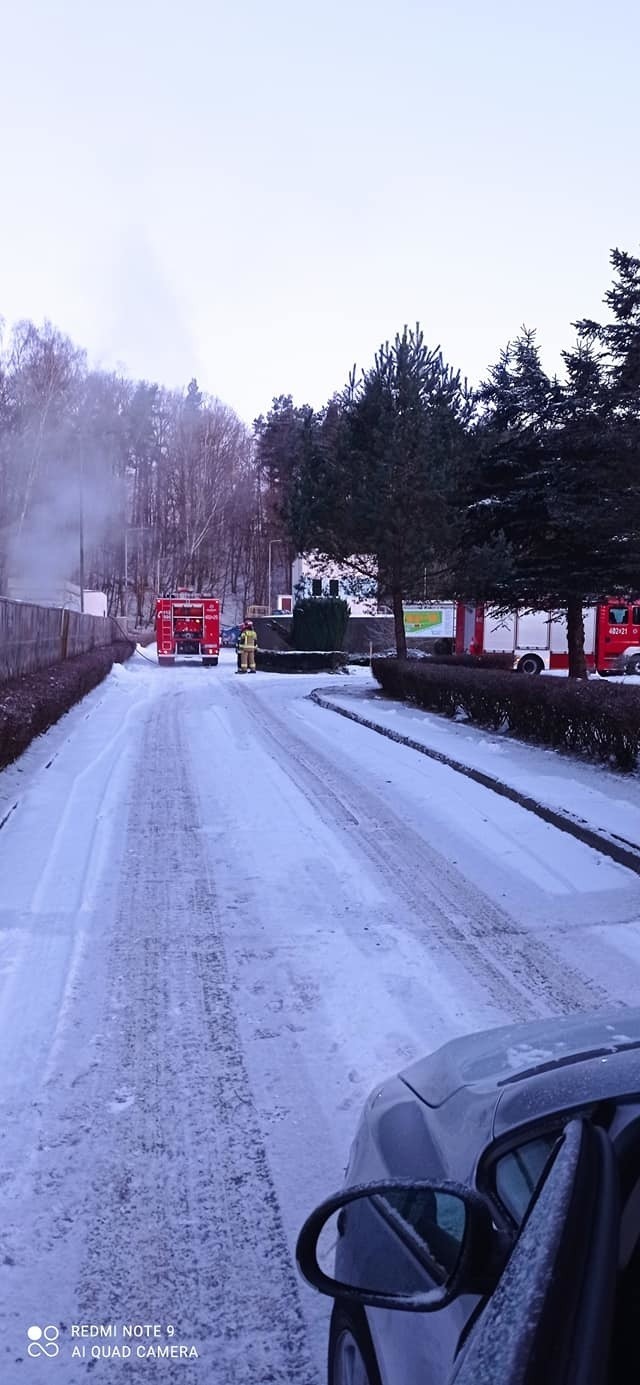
left=256, top=649, right=347, bottom=674
left=426, top=651, right=515, bottom=671
left=371, top=658, right=640, bottom=770
left=0, top=641, right=134, bottom=773
left=291, top=597, right=350, bottom=652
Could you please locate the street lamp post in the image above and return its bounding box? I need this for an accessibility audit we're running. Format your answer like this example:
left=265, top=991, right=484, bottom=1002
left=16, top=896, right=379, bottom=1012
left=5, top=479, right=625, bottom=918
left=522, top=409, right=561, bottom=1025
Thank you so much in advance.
left=268, top=539, right=281, bottom=615
left=79, top=454, right=85, bottom=613
left=267, top=539, right=290, bottom=614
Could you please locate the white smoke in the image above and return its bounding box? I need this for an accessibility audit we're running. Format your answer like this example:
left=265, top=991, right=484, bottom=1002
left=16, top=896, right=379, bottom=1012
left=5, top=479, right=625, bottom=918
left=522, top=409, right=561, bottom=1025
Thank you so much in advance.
left=6, top=466, right=125, bottom=600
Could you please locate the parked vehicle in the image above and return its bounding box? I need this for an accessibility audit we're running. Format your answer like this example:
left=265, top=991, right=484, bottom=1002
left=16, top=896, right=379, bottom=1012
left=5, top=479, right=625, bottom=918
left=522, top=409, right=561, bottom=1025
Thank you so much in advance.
left=155, top=591, right=220, bottom=666
left=296, top=1008, right=640, bottom=1384
left=456, top=599, right=640, bottom=674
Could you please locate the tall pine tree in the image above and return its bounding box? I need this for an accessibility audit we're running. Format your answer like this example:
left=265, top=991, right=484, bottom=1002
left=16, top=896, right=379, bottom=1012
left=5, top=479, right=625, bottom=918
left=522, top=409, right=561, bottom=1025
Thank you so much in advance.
left=458, top=276, right=640, bottom=678
left=287, top=326, right=470, bottom=657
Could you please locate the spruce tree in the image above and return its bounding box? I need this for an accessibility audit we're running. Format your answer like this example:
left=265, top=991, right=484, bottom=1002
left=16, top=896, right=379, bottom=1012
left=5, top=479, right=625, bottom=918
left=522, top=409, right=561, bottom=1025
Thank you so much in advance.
left=287, top=327, right=470, bottom=658
left=458, top=283, right=640, bottom=677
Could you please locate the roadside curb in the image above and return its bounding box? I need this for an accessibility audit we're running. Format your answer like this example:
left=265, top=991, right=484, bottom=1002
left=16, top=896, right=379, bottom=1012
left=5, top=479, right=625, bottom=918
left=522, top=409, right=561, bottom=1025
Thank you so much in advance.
left=309, top=688, right=640, bottom=878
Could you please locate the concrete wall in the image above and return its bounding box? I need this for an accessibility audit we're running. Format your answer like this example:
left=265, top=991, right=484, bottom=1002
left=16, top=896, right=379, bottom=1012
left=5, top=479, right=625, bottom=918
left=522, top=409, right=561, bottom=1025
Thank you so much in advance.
left=0, top=597, right=125, bottom=682
left=253, top=615, right=454, bottom=655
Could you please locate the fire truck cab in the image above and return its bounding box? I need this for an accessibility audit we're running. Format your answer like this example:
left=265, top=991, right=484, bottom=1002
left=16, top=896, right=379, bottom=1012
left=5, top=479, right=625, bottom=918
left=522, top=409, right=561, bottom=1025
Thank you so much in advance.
left=155, top=592, right=220, bottom=666
left=596, top=600, right=640, bottom=674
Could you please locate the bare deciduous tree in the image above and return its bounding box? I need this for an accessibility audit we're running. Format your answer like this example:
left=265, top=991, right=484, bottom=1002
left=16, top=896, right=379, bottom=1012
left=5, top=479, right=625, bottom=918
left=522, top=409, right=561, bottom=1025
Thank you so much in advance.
left=0, top=323, right=261, bottom=625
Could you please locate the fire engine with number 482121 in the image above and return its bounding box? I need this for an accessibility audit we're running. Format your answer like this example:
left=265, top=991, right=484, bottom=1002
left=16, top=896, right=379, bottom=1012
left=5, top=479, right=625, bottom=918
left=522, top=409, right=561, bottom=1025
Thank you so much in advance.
left=456, top=598, right=640, bottom=675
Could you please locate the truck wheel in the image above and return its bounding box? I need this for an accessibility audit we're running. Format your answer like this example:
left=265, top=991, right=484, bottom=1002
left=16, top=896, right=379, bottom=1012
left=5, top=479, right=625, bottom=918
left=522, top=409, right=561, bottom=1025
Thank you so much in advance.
left=158, top=656, right=175, bottom=667
left=626, top=655, right=640, bottom=676
left=202, top=658, right=219, bottom=667
left=517, top=654, right=544, bottom=675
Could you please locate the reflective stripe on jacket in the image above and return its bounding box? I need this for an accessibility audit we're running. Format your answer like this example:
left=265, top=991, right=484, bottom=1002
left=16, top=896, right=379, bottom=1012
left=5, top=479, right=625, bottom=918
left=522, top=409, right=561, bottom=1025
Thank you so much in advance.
left=239, top=629, right=257, bottom=649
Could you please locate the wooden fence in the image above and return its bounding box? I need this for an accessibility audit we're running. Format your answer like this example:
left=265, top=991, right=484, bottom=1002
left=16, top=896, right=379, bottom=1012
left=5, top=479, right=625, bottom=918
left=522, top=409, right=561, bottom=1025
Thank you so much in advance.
left=0, top=597, right=126, bottom=682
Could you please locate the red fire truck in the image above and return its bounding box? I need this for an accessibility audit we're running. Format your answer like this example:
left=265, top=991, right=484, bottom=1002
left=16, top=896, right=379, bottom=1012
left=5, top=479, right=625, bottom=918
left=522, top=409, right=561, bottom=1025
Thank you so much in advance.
left=456, top=600, right=640, bottom=674
left=155, top=592, right=220, bottom=667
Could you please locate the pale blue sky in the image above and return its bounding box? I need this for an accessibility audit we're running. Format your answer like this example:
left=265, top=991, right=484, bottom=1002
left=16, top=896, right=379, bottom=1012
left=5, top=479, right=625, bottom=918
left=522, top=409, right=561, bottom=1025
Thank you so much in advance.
left=1, top=0, right=638, bottom=423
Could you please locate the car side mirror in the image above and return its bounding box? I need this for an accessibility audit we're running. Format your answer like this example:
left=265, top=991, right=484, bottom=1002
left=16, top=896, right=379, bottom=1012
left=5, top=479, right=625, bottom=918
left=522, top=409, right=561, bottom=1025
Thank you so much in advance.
left=296, top=1179, right=511, bottom=1312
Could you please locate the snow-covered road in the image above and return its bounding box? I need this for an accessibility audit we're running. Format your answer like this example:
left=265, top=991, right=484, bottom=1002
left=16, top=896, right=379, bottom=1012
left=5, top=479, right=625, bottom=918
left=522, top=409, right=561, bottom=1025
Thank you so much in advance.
left=2, top=650, right=640, bottom=1382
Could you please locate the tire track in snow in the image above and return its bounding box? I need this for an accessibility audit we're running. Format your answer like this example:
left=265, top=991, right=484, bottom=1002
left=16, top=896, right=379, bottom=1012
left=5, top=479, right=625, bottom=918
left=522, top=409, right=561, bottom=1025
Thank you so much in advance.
left=67, top=694, right=319, bottom=1385
left=237, top=689, right=612, bottom=1022
left=0, top=695, right=143, bottom=1106
left=31, top=688, right=152, bottom=914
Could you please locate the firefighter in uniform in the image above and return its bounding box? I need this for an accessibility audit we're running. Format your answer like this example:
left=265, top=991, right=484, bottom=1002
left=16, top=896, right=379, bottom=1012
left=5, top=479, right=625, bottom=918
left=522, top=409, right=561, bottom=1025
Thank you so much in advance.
left=238, top=620, right=258, bottom=673
left=236, top=622, right=247, bottom=671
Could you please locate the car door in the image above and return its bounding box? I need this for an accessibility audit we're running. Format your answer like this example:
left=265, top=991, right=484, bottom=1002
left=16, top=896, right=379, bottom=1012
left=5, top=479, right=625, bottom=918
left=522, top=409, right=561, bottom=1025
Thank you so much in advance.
left=448, top=1117, right=618, bottom=1385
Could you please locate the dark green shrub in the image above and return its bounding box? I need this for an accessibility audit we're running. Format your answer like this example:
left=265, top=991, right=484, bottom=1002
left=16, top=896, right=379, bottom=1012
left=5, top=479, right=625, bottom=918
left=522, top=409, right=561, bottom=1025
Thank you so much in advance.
left=371, top=658, right=640, bottom=770
left=291, top=597, right=350, bottom=651
left=256, top=649, right=347, bottom=673
left=428, top=651, right=515, bottom=671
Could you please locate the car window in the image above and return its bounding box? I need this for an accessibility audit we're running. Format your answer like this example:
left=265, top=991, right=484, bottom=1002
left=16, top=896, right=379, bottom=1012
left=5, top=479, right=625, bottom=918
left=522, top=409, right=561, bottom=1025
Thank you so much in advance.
left=633, top=607, right=640, bottom=625
left=450, top=1120, right=618, bottom=1385
left=494, top=1133, right=560, bottom=1224
left=609, top=606, right=629, bottom=625
left=373, top=1187, right=466, bottom=1281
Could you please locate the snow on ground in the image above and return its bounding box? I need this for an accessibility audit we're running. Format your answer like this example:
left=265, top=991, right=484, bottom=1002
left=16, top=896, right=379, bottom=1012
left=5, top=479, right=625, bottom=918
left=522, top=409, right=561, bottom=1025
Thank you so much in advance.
left=542, top=668, right=640, bottom=684
left=2, top=649, right=640, bottom=1381
left=325, top=670, right=640, bottom=854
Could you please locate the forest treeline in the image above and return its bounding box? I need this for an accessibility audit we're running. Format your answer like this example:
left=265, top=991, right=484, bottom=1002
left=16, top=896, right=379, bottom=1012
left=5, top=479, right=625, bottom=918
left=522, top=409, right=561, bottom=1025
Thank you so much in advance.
left=0, top=322, right=268, bottom=622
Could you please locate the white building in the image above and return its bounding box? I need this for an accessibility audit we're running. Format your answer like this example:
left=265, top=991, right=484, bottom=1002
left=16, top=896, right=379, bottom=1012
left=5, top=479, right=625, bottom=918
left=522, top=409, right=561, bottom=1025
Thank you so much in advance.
left=6, top=577, right=107, bottom=617
left=289, top=553, right=379, bottom=616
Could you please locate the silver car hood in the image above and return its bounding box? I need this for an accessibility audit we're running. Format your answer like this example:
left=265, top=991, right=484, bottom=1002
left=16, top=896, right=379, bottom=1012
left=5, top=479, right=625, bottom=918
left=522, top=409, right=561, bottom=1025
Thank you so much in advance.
left=400, top=1007, right=640, bottom=1109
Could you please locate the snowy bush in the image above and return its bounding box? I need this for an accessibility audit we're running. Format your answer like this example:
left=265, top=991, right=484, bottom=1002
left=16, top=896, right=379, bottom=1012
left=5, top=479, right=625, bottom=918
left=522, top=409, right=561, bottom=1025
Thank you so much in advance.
left=371, top=658, right=640, bottom=770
